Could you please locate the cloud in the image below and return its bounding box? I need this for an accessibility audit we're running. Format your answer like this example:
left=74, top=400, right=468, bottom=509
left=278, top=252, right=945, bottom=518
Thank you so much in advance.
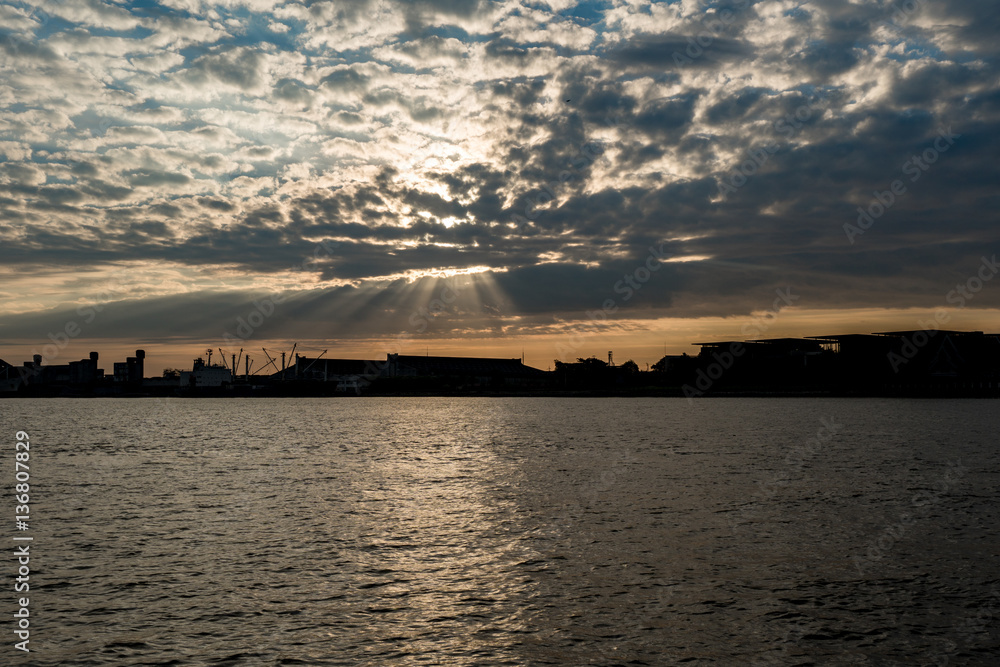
left=0, top=0, right=998, bottom=350
left=184, top=46, right=266, bottom=91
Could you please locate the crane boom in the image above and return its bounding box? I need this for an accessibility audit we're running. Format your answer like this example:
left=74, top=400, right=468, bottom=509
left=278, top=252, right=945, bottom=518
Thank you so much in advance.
left=260, top=348, right=278, bottom=374
left=300, top=349, right=329, bottom=376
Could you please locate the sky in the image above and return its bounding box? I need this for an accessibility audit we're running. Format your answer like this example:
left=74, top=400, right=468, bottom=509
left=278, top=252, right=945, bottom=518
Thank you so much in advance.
left=1, top=0, right=999, bottom=375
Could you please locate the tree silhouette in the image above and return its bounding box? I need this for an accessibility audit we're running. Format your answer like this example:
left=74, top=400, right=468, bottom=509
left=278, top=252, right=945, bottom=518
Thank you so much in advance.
left=652, top=353, right=688, bottom=372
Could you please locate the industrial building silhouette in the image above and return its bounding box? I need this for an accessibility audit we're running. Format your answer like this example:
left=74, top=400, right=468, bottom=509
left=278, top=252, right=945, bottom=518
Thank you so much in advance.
left=2, top=329, right=999, bottom=397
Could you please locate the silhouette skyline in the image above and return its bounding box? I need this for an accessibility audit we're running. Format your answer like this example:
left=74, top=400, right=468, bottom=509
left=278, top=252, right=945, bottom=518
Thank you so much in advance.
left=5, top=327, right=998, bottom=399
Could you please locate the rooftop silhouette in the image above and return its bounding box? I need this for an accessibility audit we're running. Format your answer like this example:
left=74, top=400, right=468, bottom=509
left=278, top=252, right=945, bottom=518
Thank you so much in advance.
left=3, top=328, right=999, bottom=398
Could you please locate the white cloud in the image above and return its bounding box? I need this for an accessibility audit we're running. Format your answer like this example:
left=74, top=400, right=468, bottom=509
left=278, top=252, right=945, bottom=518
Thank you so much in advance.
left=0, top=141, right=31, bottom=161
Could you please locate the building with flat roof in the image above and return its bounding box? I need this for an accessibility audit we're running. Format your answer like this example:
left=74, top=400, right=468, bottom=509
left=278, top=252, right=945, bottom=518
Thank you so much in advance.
left=0, top=358, right=22, bottom=393
left=13, top=352, right=104, bottom=387
left=385, top=354, right=546, bottom=386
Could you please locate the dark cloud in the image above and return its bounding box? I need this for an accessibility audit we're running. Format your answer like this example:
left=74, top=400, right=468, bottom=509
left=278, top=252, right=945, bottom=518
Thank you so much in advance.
left=186, top=46, right=264, bottom=90
left=634, top=93, right=699, bottom=135
left=0, top=31, right=60, bottom=62
left=401, top=0, right=487, bottom=35
left=126, top=170, right=191, bottom=188
left=491, top=76, right=548, bottom=107
left=320, top=67, right=369, bottom=93
left=607, top=34, right=753, bottom=69
left=273, top=78, right=315, bottom=108
left=788, top=39, right=860, bottom=78
left=485, top=37, right=550, bottom=65
left=705, top=87, right=768, bottom=124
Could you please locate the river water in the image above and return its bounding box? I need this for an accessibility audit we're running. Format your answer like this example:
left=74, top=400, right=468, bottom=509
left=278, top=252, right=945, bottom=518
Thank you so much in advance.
left=2, top=397, right=998, bottom=665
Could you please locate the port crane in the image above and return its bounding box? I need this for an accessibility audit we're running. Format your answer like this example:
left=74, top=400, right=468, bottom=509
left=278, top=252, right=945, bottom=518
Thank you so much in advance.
left=258, top=344, right=300, bottom=379
left=259, top=348, right=279, bottom=375
left=299, top=349, right=329, bottom=377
